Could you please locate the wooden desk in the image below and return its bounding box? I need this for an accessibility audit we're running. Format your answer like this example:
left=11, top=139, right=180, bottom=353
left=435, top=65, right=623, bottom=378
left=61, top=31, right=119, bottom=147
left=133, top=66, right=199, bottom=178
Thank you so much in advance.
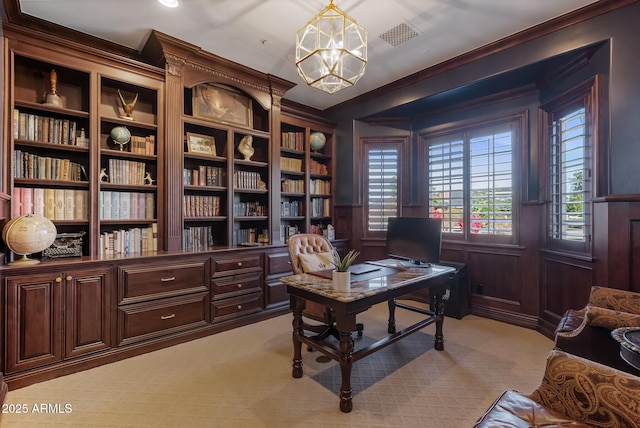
left=281, top=263, right=456, bottom=412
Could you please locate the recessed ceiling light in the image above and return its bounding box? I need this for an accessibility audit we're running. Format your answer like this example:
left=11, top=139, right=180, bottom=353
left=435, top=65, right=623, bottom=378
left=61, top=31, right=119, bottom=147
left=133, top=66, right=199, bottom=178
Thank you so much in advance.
left=158, top=0, right=179, bottom=8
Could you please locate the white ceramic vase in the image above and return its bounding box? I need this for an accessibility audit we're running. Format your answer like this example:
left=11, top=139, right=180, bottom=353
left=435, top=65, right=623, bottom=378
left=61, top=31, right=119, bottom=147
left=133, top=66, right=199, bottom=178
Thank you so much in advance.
left=332, top=270, right=351, bottom=291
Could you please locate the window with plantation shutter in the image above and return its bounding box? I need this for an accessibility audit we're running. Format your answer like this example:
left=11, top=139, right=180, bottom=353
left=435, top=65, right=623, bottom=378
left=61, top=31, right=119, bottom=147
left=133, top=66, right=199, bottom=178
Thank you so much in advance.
left=366, top=145, right=399, bottom=231
left=423, top=115, right=520, bottom=243
left=542, top=76, right=599, bottom=254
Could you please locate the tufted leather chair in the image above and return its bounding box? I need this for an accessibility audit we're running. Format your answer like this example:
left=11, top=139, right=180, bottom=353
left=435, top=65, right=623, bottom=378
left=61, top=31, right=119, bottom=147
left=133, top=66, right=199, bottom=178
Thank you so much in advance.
left=287, top=233, right=363, bottom=339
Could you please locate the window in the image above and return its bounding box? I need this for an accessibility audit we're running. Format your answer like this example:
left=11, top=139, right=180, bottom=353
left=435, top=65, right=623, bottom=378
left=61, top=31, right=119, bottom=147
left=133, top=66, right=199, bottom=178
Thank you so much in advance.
left=423, top=115, right=521, bottom=243
left=362, top=138, right=406, bottom=233
left=542, top=76, right=599, bottom=253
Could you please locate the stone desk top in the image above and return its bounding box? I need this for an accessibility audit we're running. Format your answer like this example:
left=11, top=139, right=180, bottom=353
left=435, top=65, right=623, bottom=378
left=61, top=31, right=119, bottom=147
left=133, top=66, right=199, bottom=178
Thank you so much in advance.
left=281, top=264, right=455, bottom=303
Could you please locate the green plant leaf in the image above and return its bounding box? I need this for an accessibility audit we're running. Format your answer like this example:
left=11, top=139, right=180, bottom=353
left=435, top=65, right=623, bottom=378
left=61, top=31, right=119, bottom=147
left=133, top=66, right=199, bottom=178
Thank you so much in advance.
left=330, top=248, right=360, bottom=272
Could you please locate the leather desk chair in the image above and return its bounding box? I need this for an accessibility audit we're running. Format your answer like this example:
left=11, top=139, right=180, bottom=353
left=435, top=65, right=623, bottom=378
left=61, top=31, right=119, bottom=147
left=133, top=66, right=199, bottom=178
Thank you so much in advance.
left=287, top=233, right=363, bottom=340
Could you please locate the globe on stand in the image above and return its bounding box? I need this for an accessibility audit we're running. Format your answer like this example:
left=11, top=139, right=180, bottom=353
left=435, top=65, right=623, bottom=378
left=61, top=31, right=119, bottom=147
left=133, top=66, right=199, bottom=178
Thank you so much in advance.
left=2, top=214, right=57, bottom=265
left=110, top=126, right=131, bottom=151
left=309, top=132, right=326, bottom=152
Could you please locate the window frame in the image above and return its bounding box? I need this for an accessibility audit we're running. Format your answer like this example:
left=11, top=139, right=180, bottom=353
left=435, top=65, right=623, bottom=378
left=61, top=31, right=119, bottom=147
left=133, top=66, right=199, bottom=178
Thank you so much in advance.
left=419, top=112, right=526, bottom=245
left=540, top=75, right=601, bottom=254
left=359, top=136, right=409, bottom=238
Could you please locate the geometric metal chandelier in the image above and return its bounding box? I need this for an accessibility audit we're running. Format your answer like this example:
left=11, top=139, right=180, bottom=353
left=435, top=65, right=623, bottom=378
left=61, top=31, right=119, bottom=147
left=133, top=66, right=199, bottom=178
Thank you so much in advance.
left=295, top=0, right=367, bottom=94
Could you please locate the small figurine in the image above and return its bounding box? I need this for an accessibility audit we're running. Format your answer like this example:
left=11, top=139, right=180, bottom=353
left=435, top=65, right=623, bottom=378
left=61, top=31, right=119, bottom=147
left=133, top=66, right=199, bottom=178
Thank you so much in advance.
left=238, top=135, right=254, bottom=161
left=100, top=168, right=109, bottom=182
left=43, top=69, right=62, bottom=107
left=118, top=89, right=138, bottom=120
left=144, top=172, right=155, bottom=185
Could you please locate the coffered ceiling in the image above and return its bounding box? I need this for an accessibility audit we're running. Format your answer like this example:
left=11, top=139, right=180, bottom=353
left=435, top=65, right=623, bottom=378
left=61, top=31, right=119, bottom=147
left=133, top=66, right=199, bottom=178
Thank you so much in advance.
left=16, top=0, right=600, bottom=110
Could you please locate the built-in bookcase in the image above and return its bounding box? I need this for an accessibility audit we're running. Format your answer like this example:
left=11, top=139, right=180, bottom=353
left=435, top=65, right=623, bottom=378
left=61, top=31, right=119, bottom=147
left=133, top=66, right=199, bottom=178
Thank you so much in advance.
left=98, top=76, right=160, bottom=256
left=182, top=86, right=271, bottom=249
left=9, top=51, right=164, bottom=258
left=279, top=114, right=335, bottom=243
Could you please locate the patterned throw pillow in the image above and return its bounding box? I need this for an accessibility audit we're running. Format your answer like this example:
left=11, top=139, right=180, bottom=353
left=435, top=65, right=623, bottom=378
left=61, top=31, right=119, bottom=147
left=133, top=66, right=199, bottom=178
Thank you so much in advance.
left=298, top=251, right=333, bottom=273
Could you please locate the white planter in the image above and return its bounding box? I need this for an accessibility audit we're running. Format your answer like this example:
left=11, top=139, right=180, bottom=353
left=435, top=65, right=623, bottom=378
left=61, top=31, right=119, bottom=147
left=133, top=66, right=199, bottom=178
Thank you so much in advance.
left=332, top=270, right=351, bottom=291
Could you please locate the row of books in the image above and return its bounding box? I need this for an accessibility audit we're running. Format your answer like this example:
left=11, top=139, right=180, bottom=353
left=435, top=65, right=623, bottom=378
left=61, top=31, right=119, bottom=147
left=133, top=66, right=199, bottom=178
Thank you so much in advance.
left=99, top=224, right=158, bottom=256
left=183, top=195, right=222, bottom=217
left=281, top=199, right=303, bottom=217
left=13, top=187, right=88, bottom=220
left=106, top=158, right=148, bottom=185
left=281, top=179, right=304, bottom=193
left=183, top=165, right=225, bottom=187
left=281, top=157, right=303, bottom=172
left=235, top=227, right=260, bottom=245
left=310, top=179, right=331, bottom=195
left=233, top=200, right=266, bottom=217
left=99, top=191, right=155, bottom=220
left=311, top=197, right=331, bottom=217
left=14, top=150, right=86, bottom=182
left=310, top=159, right=329, bottom=175
left=129, top=135, right=156, bottom=155
left=281, top=131, right=304, bottom=151
left=14, top=109, right=85, bottom=146
left=233, top=170, right=266, bottom=190
left=183, top=226, right=215, bottom=251
left=280, top=224, right=299, bottom=243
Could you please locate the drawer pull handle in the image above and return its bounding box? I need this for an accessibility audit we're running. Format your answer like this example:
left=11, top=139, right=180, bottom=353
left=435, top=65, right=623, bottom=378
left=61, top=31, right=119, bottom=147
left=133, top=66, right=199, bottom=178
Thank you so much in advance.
left=237, top=283, right=242, bottom=288
left=66, top=275, right=72, bottom=281
left=55, top=277, right=62, bottom=283
left=161, top=314, right=176, bottom=320
left=237, top=262, right=242, bottom=267
left=161, top=277, right=176, bottom=282
left=237, top=305, right=242, bottom=310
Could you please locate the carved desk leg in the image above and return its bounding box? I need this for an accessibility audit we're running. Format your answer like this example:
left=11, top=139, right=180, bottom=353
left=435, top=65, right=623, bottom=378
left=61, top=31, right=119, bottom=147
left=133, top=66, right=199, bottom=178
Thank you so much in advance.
left=337, top=312, right=356, bottom=413
left=291, top=297, right=304, bottom=378
left=387, top=298, right=397, bottom=334
left=432, top=288, right=445, bottom=351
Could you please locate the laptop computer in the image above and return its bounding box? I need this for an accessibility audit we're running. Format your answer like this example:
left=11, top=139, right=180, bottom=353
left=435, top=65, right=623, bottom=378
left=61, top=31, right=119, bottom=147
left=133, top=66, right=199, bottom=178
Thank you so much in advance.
left=349, top=263, right=381, bottom=275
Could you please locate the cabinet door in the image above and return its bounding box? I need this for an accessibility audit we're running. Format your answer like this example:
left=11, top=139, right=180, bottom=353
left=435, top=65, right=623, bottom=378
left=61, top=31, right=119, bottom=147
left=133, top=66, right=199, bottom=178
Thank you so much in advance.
left=65, top=268, right=112, bottom=358
left=5, top=273, right=63, bottom=373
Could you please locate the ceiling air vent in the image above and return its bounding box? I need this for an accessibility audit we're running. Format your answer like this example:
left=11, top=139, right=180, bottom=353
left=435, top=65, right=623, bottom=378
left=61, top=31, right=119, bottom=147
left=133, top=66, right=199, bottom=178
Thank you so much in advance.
left=379, top=21, right=420, bottom=47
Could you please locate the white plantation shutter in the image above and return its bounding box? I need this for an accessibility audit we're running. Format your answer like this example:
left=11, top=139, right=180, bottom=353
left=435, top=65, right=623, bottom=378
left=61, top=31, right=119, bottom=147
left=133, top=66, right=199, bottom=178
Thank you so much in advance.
left=549, top=107, right=590, bottom=242
left=428, top=139, right=464, bottom=234
left=367, top=146, right=399, bottom=231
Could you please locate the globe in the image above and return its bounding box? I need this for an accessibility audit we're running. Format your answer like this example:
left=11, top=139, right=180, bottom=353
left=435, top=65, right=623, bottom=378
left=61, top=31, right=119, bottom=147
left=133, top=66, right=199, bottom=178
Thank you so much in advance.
left=110, top=126, right=131, bottom=151
left=309, top=132, right=326, bottom=152
left=2, top=214, right=57, bottom=265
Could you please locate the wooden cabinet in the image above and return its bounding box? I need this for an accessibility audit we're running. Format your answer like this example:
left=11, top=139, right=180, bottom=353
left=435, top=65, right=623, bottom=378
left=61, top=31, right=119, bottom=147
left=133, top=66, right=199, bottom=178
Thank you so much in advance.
left=211, top=253, right=264, bottom=322
left=4, top=267, right=112, bottom=374
left=116, top=260, right=209, bottom=345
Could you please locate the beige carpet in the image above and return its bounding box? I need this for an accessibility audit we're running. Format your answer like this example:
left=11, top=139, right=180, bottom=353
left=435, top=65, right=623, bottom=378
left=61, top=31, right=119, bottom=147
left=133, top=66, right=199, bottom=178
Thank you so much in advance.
left=0, top=302, right=553, bottom=428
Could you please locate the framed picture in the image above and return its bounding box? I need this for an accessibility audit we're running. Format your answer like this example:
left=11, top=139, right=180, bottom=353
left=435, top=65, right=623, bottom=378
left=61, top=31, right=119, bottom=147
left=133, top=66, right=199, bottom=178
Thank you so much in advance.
left=186, top=132, right=216, bottom=156
left=192, top=83, right=253, bottom=128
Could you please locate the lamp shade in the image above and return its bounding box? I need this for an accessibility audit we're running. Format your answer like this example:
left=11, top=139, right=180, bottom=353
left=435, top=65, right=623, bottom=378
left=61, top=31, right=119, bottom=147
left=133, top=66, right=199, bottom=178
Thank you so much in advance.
left=295, top=1, right=367, bottom=94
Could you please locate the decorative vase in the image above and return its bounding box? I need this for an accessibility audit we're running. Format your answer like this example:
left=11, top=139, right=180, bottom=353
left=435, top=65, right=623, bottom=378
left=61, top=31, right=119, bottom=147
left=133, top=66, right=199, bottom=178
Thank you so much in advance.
left=332, top=270, right=351, bottom=291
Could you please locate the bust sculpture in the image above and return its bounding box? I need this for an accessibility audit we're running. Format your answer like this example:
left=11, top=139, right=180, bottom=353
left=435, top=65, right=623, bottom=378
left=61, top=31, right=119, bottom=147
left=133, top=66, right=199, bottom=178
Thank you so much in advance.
left=238, top=135, right=254, bottom=161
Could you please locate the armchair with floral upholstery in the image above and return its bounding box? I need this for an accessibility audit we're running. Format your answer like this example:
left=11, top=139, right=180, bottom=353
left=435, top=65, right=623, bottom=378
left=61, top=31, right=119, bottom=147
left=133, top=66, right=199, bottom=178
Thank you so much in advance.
left=554, top=285, right=640, bottom=374
left=474, top=349, right=640, bottom=427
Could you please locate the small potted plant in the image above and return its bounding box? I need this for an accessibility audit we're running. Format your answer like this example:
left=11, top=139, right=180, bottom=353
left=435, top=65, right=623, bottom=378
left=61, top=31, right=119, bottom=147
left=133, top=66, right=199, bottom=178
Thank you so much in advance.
left=330, top=248, right=360, bottom=290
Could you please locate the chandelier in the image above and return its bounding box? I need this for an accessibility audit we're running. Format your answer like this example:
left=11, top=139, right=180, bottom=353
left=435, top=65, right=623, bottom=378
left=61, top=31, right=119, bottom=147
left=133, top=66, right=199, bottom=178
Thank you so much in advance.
left=295, top=0, right=368, bottom=94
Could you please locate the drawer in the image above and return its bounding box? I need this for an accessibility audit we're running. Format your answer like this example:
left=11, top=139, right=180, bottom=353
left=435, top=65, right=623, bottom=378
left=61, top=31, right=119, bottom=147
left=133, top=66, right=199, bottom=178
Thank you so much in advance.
left=265, top=252, right=293, bottom=277
left=211, top=292, right=263, bottom=322
left=212, top=272, right=262, bottom=299
left=118, top=292, right=210, bottom=346
left=119, top=262, right=208, bottom=304
left=213, top=255, right=262, bottom=275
